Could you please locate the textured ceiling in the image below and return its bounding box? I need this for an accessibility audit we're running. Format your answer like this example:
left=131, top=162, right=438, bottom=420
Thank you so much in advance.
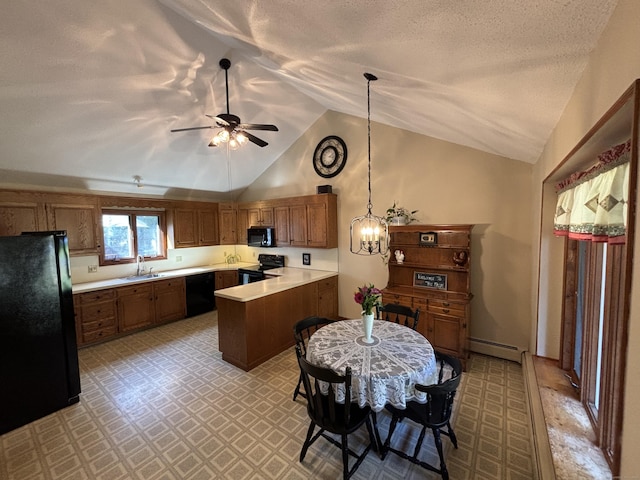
left=0, top=0, right=618, bottom=199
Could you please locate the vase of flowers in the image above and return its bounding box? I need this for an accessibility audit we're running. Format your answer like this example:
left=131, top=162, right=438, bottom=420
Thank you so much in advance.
left=354, top=283, right=381, bottom=343
left=385, top=201, right=418, bottom=225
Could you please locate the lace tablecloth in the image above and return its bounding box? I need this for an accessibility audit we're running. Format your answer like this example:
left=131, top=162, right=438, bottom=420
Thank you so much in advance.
left=306, top=319, right=437, bottom=412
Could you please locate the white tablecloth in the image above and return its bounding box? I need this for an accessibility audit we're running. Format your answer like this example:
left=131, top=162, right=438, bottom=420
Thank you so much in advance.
left=306, top=319, right=438, bottom=412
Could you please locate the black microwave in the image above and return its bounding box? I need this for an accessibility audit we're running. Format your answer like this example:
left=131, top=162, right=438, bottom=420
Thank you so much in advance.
left=247, top=227, right=275, bottom=247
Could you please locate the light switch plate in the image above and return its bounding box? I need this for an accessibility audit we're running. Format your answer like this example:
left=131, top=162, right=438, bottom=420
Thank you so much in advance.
left=88, top=265, right=98, bottom=273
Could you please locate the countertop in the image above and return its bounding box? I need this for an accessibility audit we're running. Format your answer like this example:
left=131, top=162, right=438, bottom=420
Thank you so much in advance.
left=72, top=262, right=258, bottom=294
left=214, top=267, right=338, bottom=303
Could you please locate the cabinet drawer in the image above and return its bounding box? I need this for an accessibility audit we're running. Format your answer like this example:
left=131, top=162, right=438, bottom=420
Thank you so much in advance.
left=117, top=284, right=153, bottom=297
left=82, top=325, right=117, bottom=343
left=153, top=278, right=184, bottom=292
left=79, top=289, right=116, bottom=304
left=383, top=293, right=412, bottom=306
left=317, top=276, right=338, bottom=291
left=81, top=302, right=116, bottom=322
left=82, top=315, right=117, bottom=332
left=412, top=297, right=428, bottom=310
left=428, top=300, right=466, bottom=316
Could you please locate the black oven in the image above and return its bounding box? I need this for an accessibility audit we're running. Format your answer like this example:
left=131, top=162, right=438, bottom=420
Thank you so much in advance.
left=237, top=254, right=285, bottom=285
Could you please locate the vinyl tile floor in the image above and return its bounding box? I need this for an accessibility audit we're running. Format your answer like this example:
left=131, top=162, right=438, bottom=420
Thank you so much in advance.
left=1, top=312, right=535, bottom=479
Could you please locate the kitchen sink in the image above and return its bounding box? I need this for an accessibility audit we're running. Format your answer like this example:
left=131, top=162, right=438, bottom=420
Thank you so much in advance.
left=121, top=273, right=164, bottom=281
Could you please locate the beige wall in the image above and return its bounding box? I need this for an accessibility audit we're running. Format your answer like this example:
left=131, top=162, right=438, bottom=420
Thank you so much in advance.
left=532, top=0, right=640, bottom=474
left=241, top=109, right=533, bottom=354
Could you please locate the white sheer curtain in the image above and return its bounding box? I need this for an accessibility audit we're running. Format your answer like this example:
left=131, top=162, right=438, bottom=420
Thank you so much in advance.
left=554, top=140, right=630, bottom=244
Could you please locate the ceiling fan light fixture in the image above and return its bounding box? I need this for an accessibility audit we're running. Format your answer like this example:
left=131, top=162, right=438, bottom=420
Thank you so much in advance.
left=236, top=132, right=248, bottom=145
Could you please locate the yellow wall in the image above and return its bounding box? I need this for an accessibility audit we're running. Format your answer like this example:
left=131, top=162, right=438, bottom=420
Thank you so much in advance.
left=532, top=0, right=640, bottom=474
left=241, top=109, right=534, bottom=354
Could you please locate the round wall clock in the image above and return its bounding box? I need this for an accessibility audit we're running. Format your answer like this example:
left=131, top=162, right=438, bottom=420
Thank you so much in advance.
left=313, top=135, right=347, bottom=178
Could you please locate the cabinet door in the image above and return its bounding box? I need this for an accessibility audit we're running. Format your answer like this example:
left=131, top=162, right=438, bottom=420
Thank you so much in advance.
left=218, top=205, right=237, bottom=245
left=0, top=203, right=45, bottom=236
left=154, top=278, right=186, bottom=323
left=215, top=270, right=239, bottom=290
left=426, top=312, right=464, bottom=357
left=306, top=203, right=328, bottom=247
left=174, top=209, right=198, bottom=247
left=236, top=209, right=249, bottom=244
left=47, top=203, right=99, bottom=255
left=260, top=207, right=274, bottom=226
left=247, top=207, right=261, bottom=227
left=317, top=277, right=338, bottom=319
left=118, top=285, right=154, bottom=332
left=289, top=204, right=307, bottom=246
left=198, top=209, right=219, bottom=245
left=274, top=206, right=290, bottom=246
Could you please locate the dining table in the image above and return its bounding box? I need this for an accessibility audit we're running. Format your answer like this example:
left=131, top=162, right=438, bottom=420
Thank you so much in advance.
left=306, top=318, right=438, bottom=413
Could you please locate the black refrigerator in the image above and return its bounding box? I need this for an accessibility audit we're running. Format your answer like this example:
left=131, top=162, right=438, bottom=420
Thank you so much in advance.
left=0, top=231, right=81, bottom=435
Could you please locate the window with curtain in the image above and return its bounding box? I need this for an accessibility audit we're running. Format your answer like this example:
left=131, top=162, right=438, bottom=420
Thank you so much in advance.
left=554, top=139, right=630, bottom=244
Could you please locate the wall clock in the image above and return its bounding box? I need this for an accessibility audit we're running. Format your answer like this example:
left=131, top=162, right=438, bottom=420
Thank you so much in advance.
left=313, top=135, right=347, bottom=178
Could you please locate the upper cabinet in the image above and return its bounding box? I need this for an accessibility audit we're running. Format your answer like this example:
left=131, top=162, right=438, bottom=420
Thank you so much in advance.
left=246, top=203, right=274, bottom=227
left=172, top=203, right=219, bottom=248
left=218, top=203, right=237, bottom=245
left=0, top=191, right=47, bottom=236
left=0, top=190, right=100, bottom=256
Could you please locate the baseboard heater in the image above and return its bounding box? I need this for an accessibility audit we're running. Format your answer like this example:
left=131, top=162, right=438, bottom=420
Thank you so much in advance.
left=469, top=337, right=524, bottom=363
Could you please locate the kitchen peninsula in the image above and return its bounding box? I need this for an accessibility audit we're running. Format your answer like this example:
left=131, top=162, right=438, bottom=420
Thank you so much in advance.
left=215, top=267, right=338, bottom=371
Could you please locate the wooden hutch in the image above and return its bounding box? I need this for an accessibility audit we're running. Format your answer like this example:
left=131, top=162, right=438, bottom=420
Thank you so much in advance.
left=382, top=224, right=473, bottom=368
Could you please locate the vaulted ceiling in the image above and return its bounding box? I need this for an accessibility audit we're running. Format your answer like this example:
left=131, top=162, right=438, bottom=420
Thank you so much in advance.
left=0, top=0, right=618, bottom=199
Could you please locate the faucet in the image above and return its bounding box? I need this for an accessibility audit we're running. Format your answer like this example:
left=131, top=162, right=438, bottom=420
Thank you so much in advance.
left=136, top=254, right=145, bottom=276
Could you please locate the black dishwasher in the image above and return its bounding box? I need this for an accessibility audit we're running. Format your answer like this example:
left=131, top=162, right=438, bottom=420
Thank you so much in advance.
left=185, top=272, right=215, bottom=317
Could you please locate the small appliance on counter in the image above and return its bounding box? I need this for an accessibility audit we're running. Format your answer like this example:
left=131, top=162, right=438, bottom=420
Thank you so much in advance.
left=237, top=254, right=285, bottom=284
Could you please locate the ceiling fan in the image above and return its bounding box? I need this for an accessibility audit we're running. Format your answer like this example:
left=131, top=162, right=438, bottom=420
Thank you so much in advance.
left=171, top=58, right=278, bottom=148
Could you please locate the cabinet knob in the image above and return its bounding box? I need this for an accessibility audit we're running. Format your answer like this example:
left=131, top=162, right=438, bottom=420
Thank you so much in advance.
left=443, top=309, right=449, bottom=313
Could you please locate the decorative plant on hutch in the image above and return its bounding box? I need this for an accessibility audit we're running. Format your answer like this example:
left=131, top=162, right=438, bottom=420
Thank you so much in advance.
left=354, top=283, right=382, bottom=343
left=385, top=201, right=418, bottom=225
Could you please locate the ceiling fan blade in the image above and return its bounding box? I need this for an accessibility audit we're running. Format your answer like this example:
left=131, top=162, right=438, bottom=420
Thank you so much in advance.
left=238, top=123, right=279, bottom=131
left=171, top=126, right=213, bottom=132
left=208, top=140, right=218, bottom=147
left=243, top=131, right=268, bottom=147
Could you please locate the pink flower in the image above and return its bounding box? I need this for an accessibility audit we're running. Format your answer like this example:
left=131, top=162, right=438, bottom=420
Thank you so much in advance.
left=353, top=283, right=382, bottom=315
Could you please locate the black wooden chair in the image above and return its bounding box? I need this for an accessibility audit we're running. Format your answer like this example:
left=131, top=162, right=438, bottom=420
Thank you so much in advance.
left=382, top=352, right=462, bottom=480
left=295, top=345, right=377, bottom=479
left=376, top=303, right=420, bottom=330
left=292, top=316, right=334, bottom=401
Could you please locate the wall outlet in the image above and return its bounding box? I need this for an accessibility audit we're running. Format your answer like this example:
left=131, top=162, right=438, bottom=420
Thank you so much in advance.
left=302, top=253, right=311, bottom=265
left=88, top=265, right=98, bottom=273
left=176, top=255, right=183, bottom=262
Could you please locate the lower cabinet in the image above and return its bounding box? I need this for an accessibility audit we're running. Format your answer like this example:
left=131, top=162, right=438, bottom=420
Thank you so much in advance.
left=118, top=284, right=155, bottom=332
left=74, top=290, right=118, bottom=346
left=74, top=277, right=188, bottom=347
left=154, top=278, right=186, bottom=324
left=217, top=275, right=339, bottom=371
left=381, top=291, right=470, bottom=369
left=317, top=276, right=339, bottom=319
left=215, top=270, right=239, bottom=290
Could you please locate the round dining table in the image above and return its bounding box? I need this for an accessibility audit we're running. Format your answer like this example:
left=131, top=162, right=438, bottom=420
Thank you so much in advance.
left=306, top=319, right=438, bottom=412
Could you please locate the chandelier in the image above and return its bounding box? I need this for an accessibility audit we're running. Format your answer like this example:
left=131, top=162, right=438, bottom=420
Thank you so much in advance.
left=349, top=73, right=389, bottom=256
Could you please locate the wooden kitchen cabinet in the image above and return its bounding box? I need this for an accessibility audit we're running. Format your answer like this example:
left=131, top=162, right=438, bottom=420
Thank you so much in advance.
left=247, top=203, right=274, bottom=227
left=74, top=290, right=118, bottom=346
left=273, top=205, right=290, bottom=245
left=317, top=276, right=339, bottom=319
left=154, top=278, right=186, bottom=324
left=0, top=191, right=47, bottom=236
left=382, top=224, right=473, bottom=369
left=218, top=203, right=237, bottom=245
left=45, top=195, right=100, bottom=255
left=117, top=283, right=155, bottom=332
left=173, top=205, right=219, bottom=248
left=215, top=270, right=239, bottom=290
left=272, top=194, right=337, bottom=248
left=236, top=208, right=249, bottom=244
